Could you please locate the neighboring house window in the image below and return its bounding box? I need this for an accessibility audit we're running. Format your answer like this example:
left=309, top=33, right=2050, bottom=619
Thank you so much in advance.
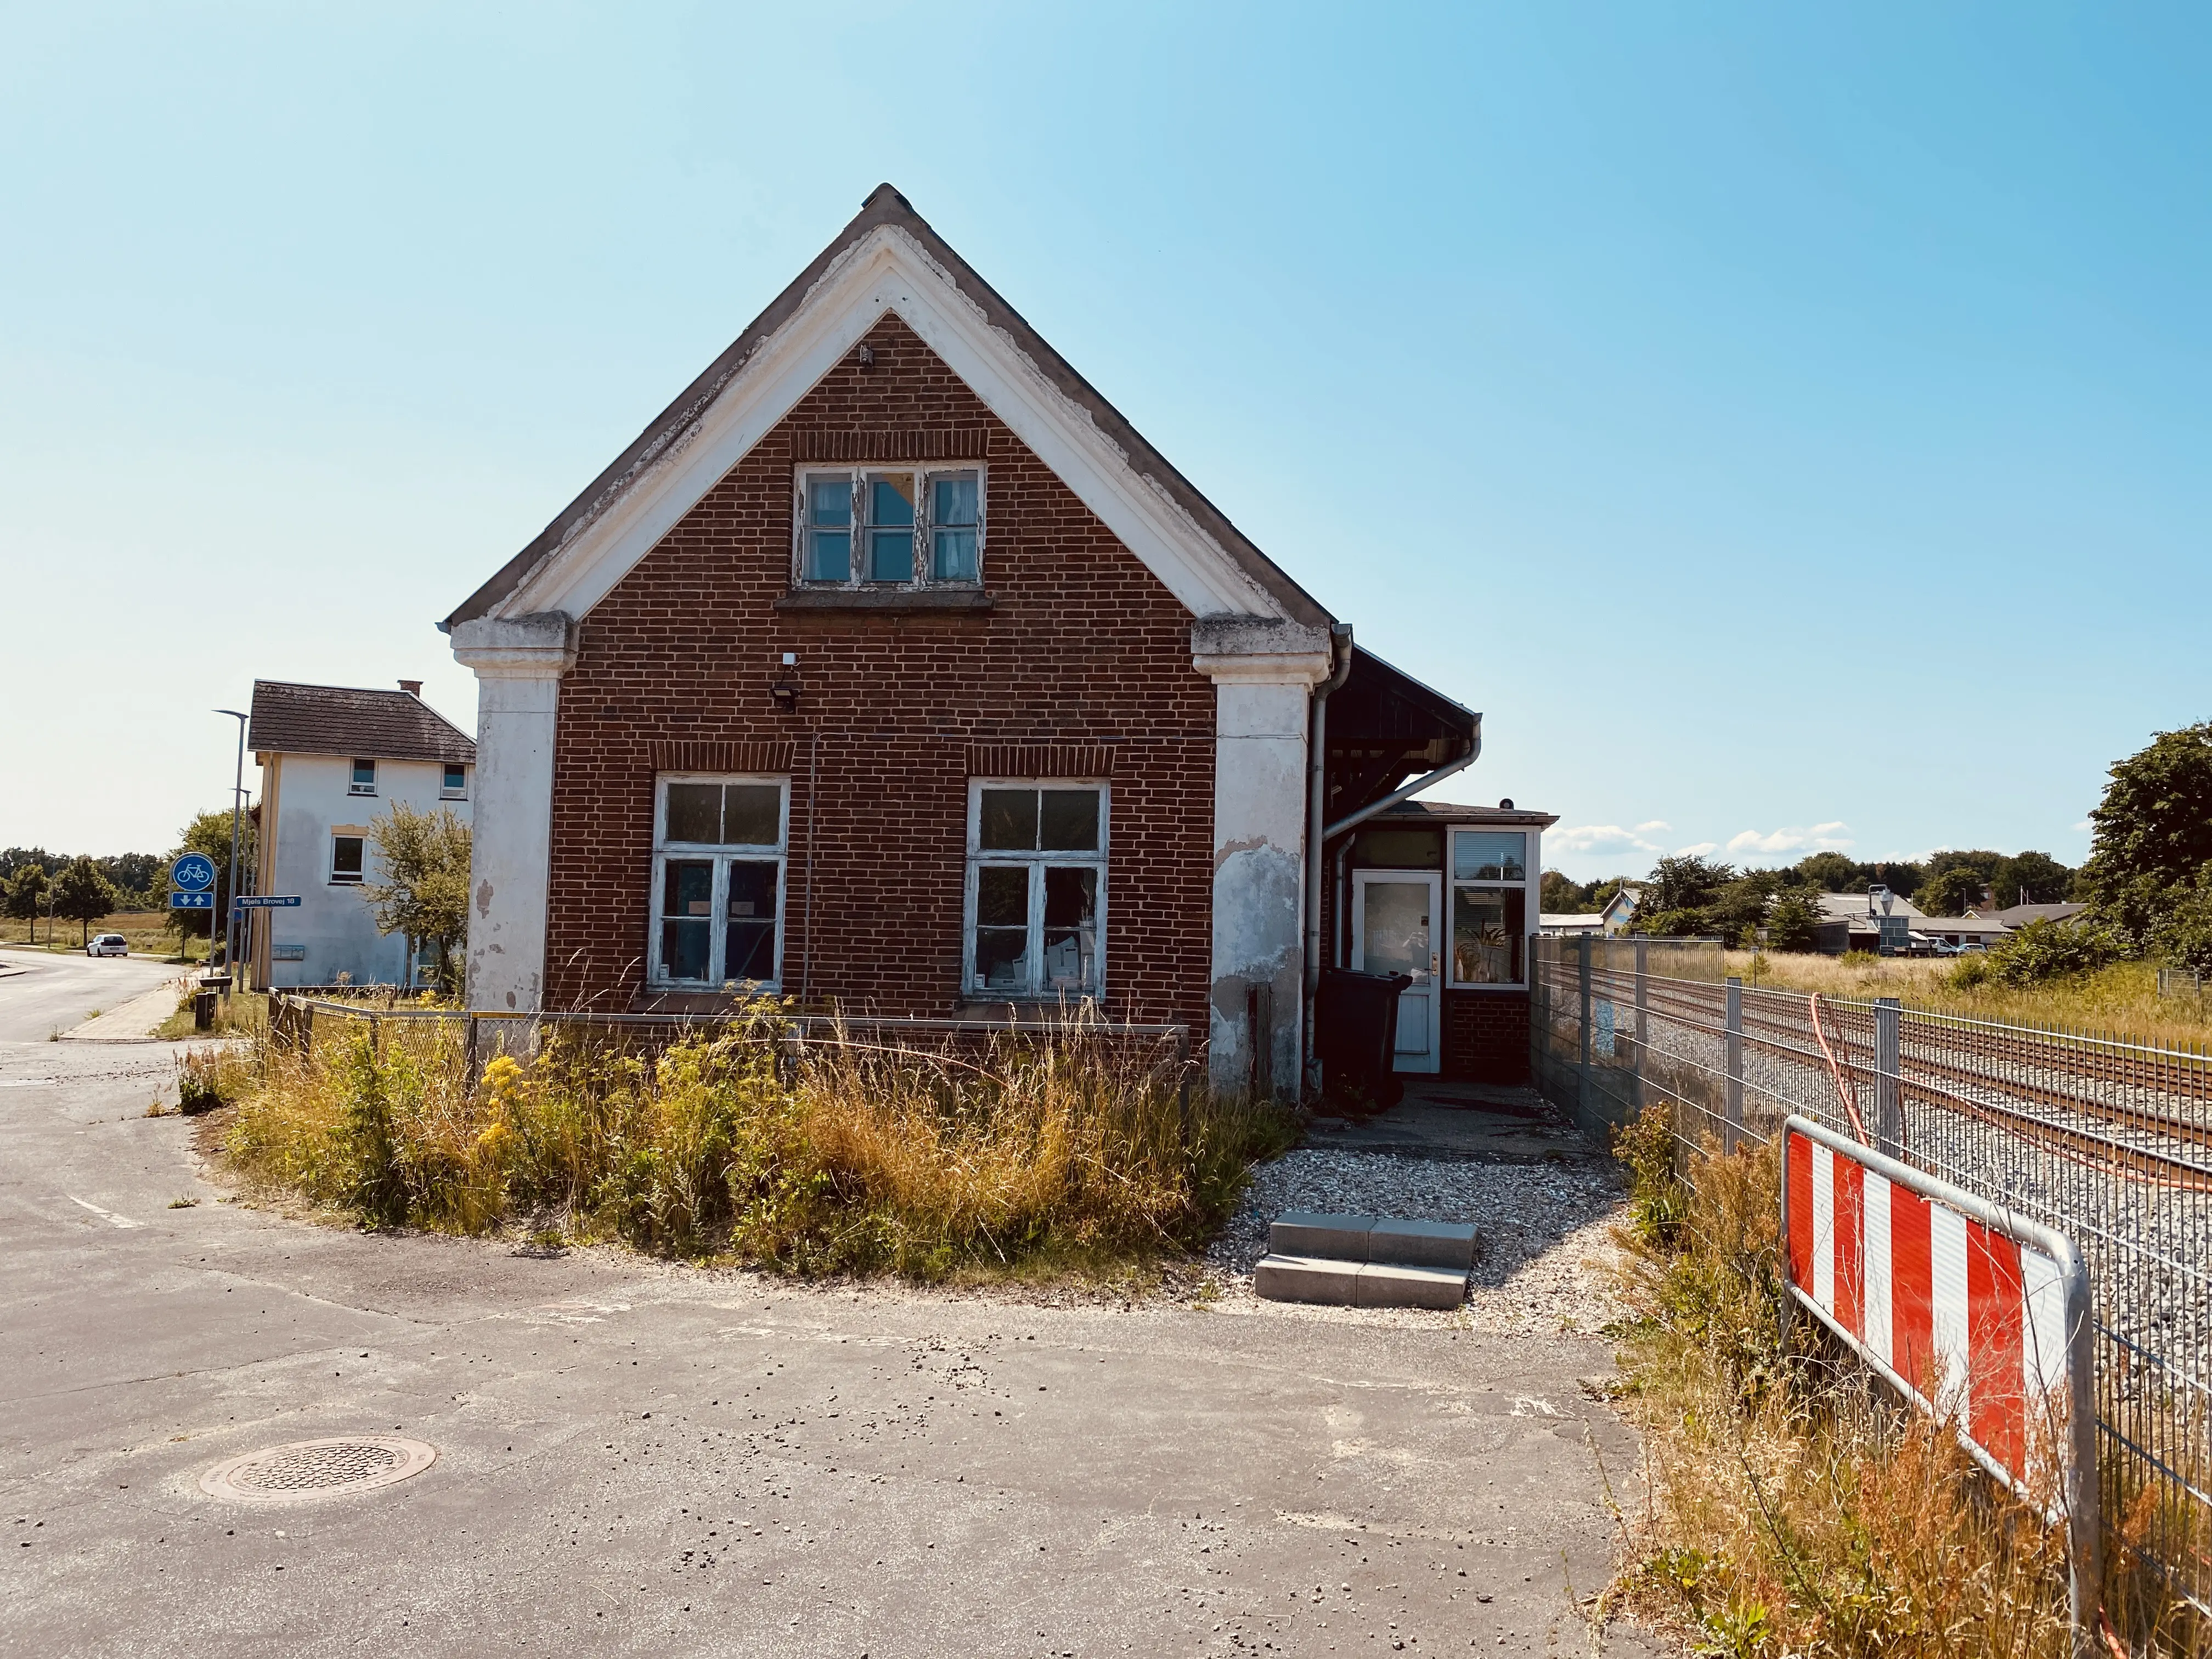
left=441, top=764, right=467, bottom=799
left=330, top=834, right=365, bottom=884
left=350, top=758, right=377, bottom=795
left=964, top=781, right=1105, bottom=998
left=795, top=467, right=984, bottom=588
left=1448, top=829, right=1529, bottom=987
left=648, top=776, right=788, bottom=988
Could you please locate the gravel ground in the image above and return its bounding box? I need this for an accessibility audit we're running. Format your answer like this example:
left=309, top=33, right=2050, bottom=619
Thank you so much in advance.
left=1204, top=1147, right=1630, bottom=1334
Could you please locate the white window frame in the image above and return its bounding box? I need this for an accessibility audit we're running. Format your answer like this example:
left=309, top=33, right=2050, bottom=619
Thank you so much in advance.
left=349, top=758, right=377, bottom=796
left=647, top=773, right=790, bottom=991
left=1446, top=827, right=1533, bottom=990
left=793, top=464, right=986, bottom=590
left=962, top=778, right=1109, bottom=1001
left=330, top=833, right=366, bottom=885
left=440, top=763, right=469, bottom=800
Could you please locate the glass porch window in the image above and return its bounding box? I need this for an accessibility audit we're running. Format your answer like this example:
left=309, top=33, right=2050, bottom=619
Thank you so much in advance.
left=1449, top=829, right=1530, bottom=986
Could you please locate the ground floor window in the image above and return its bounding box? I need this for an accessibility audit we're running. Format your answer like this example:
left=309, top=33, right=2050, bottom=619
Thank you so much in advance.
left=964, top=780, right=1106, bottom=998
left=648, top=775, right=788, bottom=989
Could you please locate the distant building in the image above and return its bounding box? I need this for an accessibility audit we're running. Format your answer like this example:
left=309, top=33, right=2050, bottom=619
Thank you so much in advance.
left=1971, top=900, right=2089, bottom=929
left=1540, top=882, right=1643, bottom=938
left=246, top=680, right=476, bottom=988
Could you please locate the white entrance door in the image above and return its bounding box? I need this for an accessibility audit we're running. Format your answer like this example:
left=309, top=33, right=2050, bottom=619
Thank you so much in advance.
left=1352, top=870, right=1442, bottom=1074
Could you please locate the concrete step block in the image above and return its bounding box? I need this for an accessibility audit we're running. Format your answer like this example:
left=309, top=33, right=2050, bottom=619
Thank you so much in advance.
left=1254, top=1254, right=1363, bottom=1305
left=1367, top=1218, right=1477, bottom=1271
left=1355, top=1261, right=1469, bottom=1311
left=1269, top=1211, right=1376, bottom=1262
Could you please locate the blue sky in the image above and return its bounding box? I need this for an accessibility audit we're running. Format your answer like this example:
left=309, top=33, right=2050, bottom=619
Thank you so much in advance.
left=4, top=4, right=2207, bottom=878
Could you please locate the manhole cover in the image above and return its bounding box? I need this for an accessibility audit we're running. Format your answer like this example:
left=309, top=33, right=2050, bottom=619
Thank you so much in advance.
left=199, top=1437, right=437, bottom=1504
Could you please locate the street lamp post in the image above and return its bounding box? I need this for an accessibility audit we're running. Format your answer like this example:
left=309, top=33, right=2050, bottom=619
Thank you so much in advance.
left=215, top=709, right=249, bottom=990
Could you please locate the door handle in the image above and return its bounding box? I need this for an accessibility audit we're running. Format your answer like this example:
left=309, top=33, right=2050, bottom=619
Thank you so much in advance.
left=1430, top=953, right=1440, bottom=974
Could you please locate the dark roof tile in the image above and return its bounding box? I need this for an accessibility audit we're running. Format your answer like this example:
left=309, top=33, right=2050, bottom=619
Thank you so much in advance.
left=249, top=681, right=475, bottom=765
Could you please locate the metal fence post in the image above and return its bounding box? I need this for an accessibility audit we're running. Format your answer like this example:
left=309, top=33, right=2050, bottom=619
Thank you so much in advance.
left=1576, top=934, right=1593, bottom=1127
left=1872, top=996, right=1902, bottom=1158
left=1633, top=936, right=1649, bottom=1116
left=1723, top=975, right=1743, bottom=1153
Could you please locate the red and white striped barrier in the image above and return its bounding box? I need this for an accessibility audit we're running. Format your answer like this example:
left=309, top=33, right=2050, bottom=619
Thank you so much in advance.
left=1780, top=1115, right=2102, bottom=1633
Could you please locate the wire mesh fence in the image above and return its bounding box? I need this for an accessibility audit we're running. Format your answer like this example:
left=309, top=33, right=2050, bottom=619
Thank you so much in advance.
left=1532, top=933, right=2212, bottom=1622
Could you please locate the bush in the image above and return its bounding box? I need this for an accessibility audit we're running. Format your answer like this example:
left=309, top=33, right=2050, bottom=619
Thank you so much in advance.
left=1964, top=917, right=2123, bottom=988
left=224, top=1011, right=1298, bottom=1277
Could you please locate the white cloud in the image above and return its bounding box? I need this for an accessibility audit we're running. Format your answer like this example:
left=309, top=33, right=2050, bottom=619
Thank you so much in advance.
left=1672, top=842, right=1720, bottom=857
left=1635, top=820, right=1671, bottom=832
left=1549, top=823, right=1667, bottom=857
left=1724, top=822, right=1854, bottom=857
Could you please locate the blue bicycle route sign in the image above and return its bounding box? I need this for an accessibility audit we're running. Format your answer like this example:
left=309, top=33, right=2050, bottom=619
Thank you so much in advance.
left=171, top=853, right=217, bottom=892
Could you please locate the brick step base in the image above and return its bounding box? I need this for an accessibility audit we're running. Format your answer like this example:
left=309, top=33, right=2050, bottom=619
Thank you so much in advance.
left=1254, top=1255, right=1468, bottom=1310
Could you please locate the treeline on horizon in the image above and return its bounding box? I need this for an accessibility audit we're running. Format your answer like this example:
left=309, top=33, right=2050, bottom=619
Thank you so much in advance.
left=1542, top=845, right=2075, bottom=929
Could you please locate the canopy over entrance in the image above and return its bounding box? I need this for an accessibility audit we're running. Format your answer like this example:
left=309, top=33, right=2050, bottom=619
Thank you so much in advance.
left=1323, top=647, right=1481, bottom=827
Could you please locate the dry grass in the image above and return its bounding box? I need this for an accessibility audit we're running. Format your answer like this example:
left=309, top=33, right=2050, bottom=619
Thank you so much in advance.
left=154, top=985, right=268, bottom=1041
left=9, top=910, right=207, bottom=960
left=219, top=1008, right=1297, bottom=1282
left=1732, top=952, right=2211, bottom=1050
left=1607, top=1107, right=2096, bottom=1657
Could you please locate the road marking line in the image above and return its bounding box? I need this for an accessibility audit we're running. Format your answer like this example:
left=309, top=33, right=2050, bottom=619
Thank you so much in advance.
left=67, top=1195, right=142, bottom=1229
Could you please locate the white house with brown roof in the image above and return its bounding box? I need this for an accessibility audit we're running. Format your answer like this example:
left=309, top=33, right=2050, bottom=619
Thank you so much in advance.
left=247, top=680, right=476, bottom=988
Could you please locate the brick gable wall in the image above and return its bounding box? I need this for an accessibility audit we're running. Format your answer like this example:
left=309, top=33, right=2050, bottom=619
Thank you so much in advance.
left=541, top=314, right=1216, bottom=1034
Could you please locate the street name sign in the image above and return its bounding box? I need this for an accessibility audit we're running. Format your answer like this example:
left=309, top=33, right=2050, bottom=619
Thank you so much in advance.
left=233, top=895, right=302, bottom=910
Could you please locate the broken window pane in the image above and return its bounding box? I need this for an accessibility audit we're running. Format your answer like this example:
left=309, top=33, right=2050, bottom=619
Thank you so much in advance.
left=1039, top=789, right=1099, bottom=851
left=662, top=860, right=714, bottom=980
left=976, top=865, right=1028, bottom=928
left=979, top=789, right=1038, bottom=850
left=722, top=785, right=781, bottom=847
left=1041, top=867, right=1097, bottom=991
left=665, top=784, right=721, bottom=844
left=724, top=861, right=779, bottom=981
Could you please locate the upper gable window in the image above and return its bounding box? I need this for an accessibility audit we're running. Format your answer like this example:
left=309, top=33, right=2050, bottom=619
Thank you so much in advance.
left=797, top=467, right=984, bottom=589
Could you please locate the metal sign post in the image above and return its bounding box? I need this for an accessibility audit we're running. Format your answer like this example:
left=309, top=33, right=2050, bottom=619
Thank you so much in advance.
left=1780, top=1114, right=2102, bottom=1650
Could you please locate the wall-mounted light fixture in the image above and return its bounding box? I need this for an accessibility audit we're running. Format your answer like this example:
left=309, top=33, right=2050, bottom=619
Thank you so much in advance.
left=770, top=651, right=801, bottom=713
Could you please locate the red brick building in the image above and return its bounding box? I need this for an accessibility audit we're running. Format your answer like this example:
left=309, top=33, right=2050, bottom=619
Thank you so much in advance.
left=443, top=187, right=1547, bottom=1088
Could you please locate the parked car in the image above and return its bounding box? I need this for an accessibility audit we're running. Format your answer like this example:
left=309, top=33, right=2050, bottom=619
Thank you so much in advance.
left=1929, top=939, right=1963, bottom=957
left=86, top=934, right=128, bottom=957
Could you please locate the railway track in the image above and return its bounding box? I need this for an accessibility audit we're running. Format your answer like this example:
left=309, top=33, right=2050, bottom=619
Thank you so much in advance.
left=1545, top=966, right=2212, bottom=1188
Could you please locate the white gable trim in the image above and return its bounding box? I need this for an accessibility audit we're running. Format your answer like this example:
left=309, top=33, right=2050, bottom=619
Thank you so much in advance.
left=492, top=227, right=1286, bottom=625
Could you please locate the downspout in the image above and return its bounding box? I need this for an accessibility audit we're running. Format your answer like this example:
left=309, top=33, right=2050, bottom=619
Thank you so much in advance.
left=1301, top=625, right=1355, bottom=1096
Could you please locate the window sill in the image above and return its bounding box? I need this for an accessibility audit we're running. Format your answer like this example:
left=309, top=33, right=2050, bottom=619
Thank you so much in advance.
left=773, top=588, right=994, bottom=615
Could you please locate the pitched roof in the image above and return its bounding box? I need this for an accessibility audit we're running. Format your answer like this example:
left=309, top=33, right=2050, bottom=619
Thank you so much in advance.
left=1977, top=900, right=2089, bottom=927
left=443, top=184, right=1331, bottom=632
left=249, top=681, right=476, bottom=765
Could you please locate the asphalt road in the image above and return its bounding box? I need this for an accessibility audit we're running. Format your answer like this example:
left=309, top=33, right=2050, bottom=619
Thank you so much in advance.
left=0, top=948, right=178, bottom=1043
left=0, top=993, right=1652, bottom=1658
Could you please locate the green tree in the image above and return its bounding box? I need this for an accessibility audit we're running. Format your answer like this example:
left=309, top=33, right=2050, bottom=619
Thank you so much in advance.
left=2150, top=871, right=2212, bottom=979
left=360, top=804, right=471, bottom=994
left=1917, top=866, right=1989, bottom=917
left=3, top=865, right=49, bottom=943
left=1793, top=851, right=1864, bottom=892
left=2079, top=720, right=2212, bottom=947
left=50, top=856, right=116, bottom=946
left=1989, top=850, right=2073, bottom=909
left=1539, top=870, right=1595, bottom=913
left=1765, top=890, right=1823, bottom=952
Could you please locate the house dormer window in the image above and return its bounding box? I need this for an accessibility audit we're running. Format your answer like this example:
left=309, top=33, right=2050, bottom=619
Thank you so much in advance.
left=350, top=759, right=377, bottom=795
left=797, top=466, right=983, bottom=588
left=441, top=764, right=467, bottom=799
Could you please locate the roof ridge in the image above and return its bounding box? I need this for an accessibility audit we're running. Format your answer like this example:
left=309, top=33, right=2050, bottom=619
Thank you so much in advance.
left=442, top=184, right=1330, bottom=631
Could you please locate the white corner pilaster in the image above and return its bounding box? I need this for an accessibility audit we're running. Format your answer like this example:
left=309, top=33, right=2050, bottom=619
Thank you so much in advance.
left=1192, top=618, right=1333, bottom=1096
left=450, top=612, right=576, bottom=1014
